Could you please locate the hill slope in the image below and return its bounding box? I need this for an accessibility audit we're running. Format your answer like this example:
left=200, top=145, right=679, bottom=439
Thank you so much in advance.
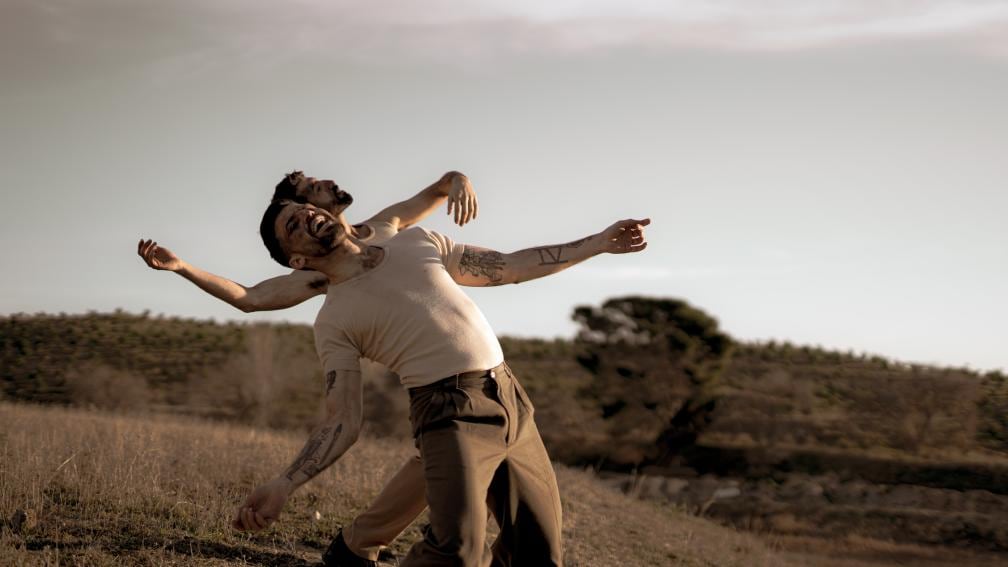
left=0, top=402, right=783, bottom=566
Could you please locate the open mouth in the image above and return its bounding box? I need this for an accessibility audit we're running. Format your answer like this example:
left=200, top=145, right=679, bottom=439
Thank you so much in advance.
left=310, top=215, right=331, bottom=237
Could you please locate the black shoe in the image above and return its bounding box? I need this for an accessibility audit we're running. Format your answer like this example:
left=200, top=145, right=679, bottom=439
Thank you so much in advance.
left=322, top=530, right=377, bottom=567
left=377, top=548, right=400, bottom=566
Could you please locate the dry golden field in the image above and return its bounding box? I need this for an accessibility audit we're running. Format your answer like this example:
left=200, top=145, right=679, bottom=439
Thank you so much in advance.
left=0, top=402, right=783, bottom=566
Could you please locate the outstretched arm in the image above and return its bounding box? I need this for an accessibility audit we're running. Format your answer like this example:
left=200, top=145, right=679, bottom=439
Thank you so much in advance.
left=232, top=365, right=364, bottom=532
left=449, top=218, right=650, bottom=287
left=367, top=171, right=478, bottom=230
left=137, top=239, right=327, bottom=312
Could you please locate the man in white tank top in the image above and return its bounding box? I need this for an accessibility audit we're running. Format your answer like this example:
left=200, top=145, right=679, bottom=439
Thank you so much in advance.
left=233, top=195, right=649, bottom=566
left=138, top=170, right=480, bottom=565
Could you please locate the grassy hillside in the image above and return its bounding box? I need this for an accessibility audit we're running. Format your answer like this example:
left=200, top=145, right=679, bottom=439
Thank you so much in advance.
left=712, top=342, right=1008, bottom=457
left=5, top=311, right=1008, bottom=561
left=3, top=312, right=1006, bottom=469
left=0, top=403, right=783, bottom=566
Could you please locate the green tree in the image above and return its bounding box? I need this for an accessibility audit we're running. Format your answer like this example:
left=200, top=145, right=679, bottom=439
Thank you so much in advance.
left=573, top=296, right=732, bottom=466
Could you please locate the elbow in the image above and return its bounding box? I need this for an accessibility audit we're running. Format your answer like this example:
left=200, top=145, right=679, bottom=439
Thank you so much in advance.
left=236, top=287, right=270, bottom=313
left=340, top=421, right=363, bottom=447
left=498, top=263, right=521, bottom=285
left=347, top=424, right=362, bottom=446
left=234, top=298, right=258, bottom=313
left=326, top=412, right=363, bottom=445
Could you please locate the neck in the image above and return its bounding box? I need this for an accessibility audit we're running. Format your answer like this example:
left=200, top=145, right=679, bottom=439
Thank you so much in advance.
left=309, top=241, right=384, bottom=286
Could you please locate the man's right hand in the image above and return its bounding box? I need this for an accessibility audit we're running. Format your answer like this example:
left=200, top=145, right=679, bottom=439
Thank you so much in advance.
left=231, top=477, right=292, bottom=533
left=444, top=171, right=478, bottom=226
left=137, top=239, right=183, bottom=272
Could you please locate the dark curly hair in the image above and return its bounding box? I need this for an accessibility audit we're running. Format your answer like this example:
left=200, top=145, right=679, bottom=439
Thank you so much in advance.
left=272, top=170, right=306, bottom=203
left=260, top=199, right=294, bottom=268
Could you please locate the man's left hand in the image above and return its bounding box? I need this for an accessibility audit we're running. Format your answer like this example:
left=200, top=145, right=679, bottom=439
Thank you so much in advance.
left=231, top=477, right=292, bottom=532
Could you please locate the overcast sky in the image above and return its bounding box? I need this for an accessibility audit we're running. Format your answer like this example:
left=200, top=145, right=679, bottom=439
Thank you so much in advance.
left=1, top=0, right=1006, bottom=371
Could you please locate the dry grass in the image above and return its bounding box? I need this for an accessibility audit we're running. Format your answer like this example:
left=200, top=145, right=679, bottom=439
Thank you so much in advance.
left=0, top=402, right=783, bottom=566
left=767, top=534, right=1008, bottom=567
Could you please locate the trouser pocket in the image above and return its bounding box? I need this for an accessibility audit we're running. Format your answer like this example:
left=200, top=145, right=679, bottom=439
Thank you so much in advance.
left=409, top=386, right=476, bottom=440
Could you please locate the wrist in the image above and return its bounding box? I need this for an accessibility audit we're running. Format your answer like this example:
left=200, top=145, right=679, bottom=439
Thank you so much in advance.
left=274, top=475, right=297, bottom=495
left=174, top=260, right=191, bottom=274
left=591, top=233, right=607, bottom=255
left=436, top=171, right=459, bottom=196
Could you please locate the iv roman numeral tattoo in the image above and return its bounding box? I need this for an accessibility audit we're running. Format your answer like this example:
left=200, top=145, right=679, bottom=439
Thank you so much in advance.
left=535, top=247, right=568, bottom=266
left=535, top=236, right=592, bottom=265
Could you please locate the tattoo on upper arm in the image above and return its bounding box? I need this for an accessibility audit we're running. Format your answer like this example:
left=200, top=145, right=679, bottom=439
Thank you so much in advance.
left=535, top=247, right=569, bottom=266
left=284, top=423, right=344, bottom=482
left=459, top=247, right=505, bottom=285
left=325, top=370, right=337, bottom=394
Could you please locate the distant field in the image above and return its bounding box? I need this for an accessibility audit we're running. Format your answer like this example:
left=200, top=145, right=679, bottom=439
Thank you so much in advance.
left=0, top=403, right=782, bottom=566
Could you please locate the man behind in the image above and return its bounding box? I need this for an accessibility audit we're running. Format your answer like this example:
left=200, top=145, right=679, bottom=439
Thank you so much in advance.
left=234, top=194, right=649, bottom=566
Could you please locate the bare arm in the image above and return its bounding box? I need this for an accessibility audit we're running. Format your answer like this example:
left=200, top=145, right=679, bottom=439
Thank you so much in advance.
left=233, top=366, right=364, bottom=532
left=449, top=218, right=650, bottom=287
left=366, top=171, right=478, bottom=230
left=281, top=367, right=363, bottom=487
left=137, top=239, right=327, bottom=312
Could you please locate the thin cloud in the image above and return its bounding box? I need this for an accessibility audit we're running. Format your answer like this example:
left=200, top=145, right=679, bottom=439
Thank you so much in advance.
left=5, top=0, right=1008, bottom=84
left=246, top=0, right=1008, bottom=58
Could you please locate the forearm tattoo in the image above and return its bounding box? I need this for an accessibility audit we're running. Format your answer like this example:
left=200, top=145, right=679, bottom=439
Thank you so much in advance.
left=534, top=235, right=594, bottom=265
left=325, top=370, right=337, bottom=394
left=460, top=247, right=505, bottom=285
left=284, top=424, right=344, bottom=483
left=535, top=247, right=569, bottom=266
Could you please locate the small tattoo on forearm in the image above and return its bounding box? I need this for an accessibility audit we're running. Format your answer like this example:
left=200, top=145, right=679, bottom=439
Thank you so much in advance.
left=460, top=247, right=505, bottom=284
left=535, top=247, right=568, bottom=266
left=566, top=236, right=592, bottom=248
